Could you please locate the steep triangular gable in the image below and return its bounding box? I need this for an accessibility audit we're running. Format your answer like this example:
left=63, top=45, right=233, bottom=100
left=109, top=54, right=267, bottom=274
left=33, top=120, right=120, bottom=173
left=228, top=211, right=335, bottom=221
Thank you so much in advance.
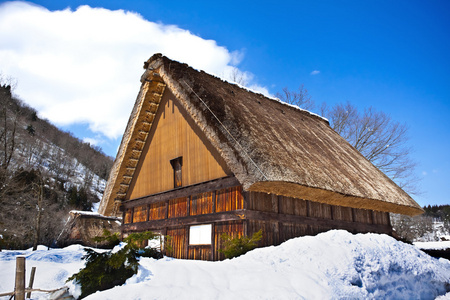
left=126, top=88, right=231, bottom=200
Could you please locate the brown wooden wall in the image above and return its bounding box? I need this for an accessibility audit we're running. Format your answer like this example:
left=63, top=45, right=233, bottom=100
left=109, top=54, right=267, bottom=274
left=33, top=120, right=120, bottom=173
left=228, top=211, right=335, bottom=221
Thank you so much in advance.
left=168, top=197, right=188, bottom=218
left=166, top=227, right=186, bottom=259
left=216, top=186, right=244, bottom=212
left=246, top=191, right=392, bottom=248
left=126, top=89, right=231, bottom=200
left=190, top=192, right=214, bottom=215
left=214, top=221, right=243, bottom=261
left=122, top=184, right=245, bottom=261
left=149, top=202, right=165, bottom=220
left=164, top=221, right=244, bottom=261
left=247, top=191, right=390, bottom=226
left=122, top=184, right=391, bottom=261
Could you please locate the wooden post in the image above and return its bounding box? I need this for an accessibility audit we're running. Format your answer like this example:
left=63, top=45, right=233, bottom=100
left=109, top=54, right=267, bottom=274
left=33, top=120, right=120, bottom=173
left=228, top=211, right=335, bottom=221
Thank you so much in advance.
left=187, top=196, right=191, bottom=216
left=271, top=194, right=279, bottom=214
left=212, top=191, right=216, bottom=213
left=306, top=200, right=311, bottom=217
left=26, top=267, right=36, bottom=299
left=164, top=201, right=169, bottom=219
left=210, top=223, right=215, bottom=261
left=15, top=256, right=25, bottom=300
left=185, top=226, right=189, bottom=259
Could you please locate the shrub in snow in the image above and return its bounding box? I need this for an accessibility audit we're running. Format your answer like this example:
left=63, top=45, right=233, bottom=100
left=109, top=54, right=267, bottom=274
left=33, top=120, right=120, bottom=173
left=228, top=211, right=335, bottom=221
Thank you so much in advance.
left=67, top=231, right=162, bottom=298
left=91, top=229, right=121, bottom=248
left=219, top=229, right=262, bottom=259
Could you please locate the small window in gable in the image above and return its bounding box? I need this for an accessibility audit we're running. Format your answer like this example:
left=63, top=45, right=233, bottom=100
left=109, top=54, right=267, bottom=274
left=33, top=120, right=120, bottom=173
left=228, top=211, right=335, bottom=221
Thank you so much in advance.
left=170, top=157, right=183, bottom=188
left=189, top=224, right=212, bottom=245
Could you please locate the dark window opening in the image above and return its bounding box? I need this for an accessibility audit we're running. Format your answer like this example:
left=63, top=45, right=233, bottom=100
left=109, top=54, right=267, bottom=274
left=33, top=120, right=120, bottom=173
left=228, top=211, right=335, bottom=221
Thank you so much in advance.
left=170, top=157, right=183, bottom=188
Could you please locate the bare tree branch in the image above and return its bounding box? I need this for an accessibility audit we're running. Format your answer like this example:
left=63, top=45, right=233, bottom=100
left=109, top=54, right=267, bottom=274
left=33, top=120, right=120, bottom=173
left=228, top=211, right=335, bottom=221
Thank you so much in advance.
left=276, top=84, right=315, bottom=111
left=323, top=102, right=419, bottom=194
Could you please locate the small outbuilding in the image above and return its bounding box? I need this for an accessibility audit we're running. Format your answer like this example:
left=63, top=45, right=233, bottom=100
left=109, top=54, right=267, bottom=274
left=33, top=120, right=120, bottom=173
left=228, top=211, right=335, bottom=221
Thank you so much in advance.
left=98, top=54, right=423, bottom=260
left=57, top=210, right=121, bottom=248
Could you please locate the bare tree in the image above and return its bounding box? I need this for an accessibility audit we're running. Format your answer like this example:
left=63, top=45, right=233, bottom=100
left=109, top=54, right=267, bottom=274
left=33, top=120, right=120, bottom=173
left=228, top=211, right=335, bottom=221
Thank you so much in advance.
left=321, top=102, right=418, bottom=194
left=275, top=84, right=315, bottom=111
left=0, top=84, right=18, bottom=171
left=32, top=171, right=44, bottom=251
left=278, top=85, right=419, bottom=195
left=226, top=68, right=248, bottom=86
left=390, top=214, right=434, bottom=242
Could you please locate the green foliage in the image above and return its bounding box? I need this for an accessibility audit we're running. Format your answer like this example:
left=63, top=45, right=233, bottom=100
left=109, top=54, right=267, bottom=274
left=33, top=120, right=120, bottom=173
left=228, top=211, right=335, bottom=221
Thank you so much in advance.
left=67, top=231, right=162, bottom=298
left=424, top=205, right=450, bottom=223
left=92, top=229, right=120, bottom=248
left=26, top=124, right=35, bottom=135
left=219, top=230, right=263, bottom=259
left=67, top=186, right=91, bottom=211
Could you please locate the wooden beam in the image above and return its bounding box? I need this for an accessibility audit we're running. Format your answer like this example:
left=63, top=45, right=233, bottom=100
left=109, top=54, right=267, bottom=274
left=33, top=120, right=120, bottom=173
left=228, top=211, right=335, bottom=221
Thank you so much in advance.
left=211, top=223, right=215, bottom=261
left=123, top=210, right=245, bottom=232
left=185, top=226, right=189, bottom=259
left=122, top=176, right=240, bottom=208
left=212, top=191, right=216, bottom=214
left=272, top=194, right=279, bottom=213
left=187, top=195, right=191, bottom=216
left=244, top=210, right=392, bottom=234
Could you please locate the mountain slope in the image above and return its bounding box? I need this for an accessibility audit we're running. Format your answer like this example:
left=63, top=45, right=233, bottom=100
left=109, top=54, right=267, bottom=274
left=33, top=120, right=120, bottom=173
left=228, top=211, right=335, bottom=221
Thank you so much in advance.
left=0, top=84, right=113, bottom=249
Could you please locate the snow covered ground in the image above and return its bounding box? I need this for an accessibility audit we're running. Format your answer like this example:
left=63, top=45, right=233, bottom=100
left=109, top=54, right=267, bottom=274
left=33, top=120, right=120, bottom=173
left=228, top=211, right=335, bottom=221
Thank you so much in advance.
left=415, top=240, right=450, bottom=250
left=1, top=230, right=449, bottom=300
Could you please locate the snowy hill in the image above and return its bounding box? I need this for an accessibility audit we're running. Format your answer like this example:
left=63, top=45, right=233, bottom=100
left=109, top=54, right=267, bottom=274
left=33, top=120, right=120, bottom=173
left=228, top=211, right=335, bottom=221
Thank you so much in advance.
left=1, top=85, right=113, bottom=249
left=1, top=230, right=449, bottom=299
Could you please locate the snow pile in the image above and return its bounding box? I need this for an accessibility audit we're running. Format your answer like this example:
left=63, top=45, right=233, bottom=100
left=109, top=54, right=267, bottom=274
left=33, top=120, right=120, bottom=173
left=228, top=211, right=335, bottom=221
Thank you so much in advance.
left=82, top=230, right=450, bottom=300
left=0, top=245, right=86, bottom=299
left=1, top=230, right=449, bottom=300
left=415, top=240, right=450, bottom=250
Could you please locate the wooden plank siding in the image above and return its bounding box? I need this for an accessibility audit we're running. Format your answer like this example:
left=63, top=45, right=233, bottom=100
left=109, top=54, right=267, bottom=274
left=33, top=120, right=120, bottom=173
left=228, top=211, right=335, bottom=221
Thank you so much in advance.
left=188, top=245, right=212, bottom=260
left=166, top=228, right=186, bottom=259
left=148, top=202, right=166, bottom=220
left=190, top=192, right=214, bottom=215
left=214, top=221, right=244, bottom=261
left=216, top=186, right=244, bottom=212
left=168, top=197, right=188, bottom=218
left=132, top=205, right=147, bottom=223
left=126, top=89, right=231, bottom=200
left=124, top=209, right=132, bottom=224
left=122, top=179, right=392, bottom=261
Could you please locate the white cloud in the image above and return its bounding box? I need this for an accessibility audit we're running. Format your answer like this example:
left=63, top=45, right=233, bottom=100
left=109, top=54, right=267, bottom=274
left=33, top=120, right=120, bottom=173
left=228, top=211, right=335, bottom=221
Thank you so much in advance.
left=83, top=137, right=101, bottom=146
left=0, top=1, right=268, bottom=140
left=310, top=70, right=320, bottom=75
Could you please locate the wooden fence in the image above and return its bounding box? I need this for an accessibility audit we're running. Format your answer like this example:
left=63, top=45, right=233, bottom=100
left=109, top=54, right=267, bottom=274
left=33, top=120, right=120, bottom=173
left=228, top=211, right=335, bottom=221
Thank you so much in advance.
left=0, top=257, right=69, bottom=300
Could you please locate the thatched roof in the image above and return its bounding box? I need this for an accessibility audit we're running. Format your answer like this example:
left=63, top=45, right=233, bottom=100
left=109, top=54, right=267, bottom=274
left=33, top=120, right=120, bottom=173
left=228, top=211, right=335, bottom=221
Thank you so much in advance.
left=99, top=54, right=423, bottom=217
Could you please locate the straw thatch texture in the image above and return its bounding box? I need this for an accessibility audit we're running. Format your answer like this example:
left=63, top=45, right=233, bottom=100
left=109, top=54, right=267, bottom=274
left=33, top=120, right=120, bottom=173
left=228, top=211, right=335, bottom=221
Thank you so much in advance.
left=99, top=54, right=423, bottom=217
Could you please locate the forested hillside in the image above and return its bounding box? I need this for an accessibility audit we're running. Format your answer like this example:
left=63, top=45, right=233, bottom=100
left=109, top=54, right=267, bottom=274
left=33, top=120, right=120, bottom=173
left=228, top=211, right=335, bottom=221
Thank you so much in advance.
left=0, top=83, right=114, bottom=249
left=391, top=205, right=450, bottom=242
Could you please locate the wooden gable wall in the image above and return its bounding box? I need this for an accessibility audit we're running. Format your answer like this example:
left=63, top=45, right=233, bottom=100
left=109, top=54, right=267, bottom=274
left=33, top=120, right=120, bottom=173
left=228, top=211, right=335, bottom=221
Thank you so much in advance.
left=126, top=88, right=232, bottom=200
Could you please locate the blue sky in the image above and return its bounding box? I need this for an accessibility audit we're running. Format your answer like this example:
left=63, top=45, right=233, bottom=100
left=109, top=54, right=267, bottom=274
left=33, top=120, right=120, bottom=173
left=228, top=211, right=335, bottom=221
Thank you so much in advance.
left=0, top=0, right=449, bottom=207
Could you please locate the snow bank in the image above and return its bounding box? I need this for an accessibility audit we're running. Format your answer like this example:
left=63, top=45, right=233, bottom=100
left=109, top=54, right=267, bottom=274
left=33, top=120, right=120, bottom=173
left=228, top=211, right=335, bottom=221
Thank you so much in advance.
left=0, top=245, right=86, bottom=299
left=1, top=231, right=449, bottom=300
left=84, top=230, right=450, bottom=300
left=415, top=241, right=450, bottom=250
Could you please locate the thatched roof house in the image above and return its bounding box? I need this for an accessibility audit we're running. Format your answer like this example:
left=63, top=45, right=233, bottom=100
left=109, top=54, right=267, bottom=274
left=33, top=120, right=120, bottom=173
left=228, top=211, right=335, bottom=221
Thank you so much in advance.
left=98, top=54, right=422, bottom=260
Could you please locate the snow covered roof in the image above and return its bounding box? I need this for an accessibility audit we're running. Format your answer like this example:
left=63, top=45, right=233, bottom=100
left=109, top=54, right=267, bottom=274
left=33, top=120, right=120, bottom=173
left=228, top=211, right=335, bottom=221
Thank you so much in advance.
left=69, top=210, right=121, bottom=220
left=99, top=54, right=423, bottom=217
